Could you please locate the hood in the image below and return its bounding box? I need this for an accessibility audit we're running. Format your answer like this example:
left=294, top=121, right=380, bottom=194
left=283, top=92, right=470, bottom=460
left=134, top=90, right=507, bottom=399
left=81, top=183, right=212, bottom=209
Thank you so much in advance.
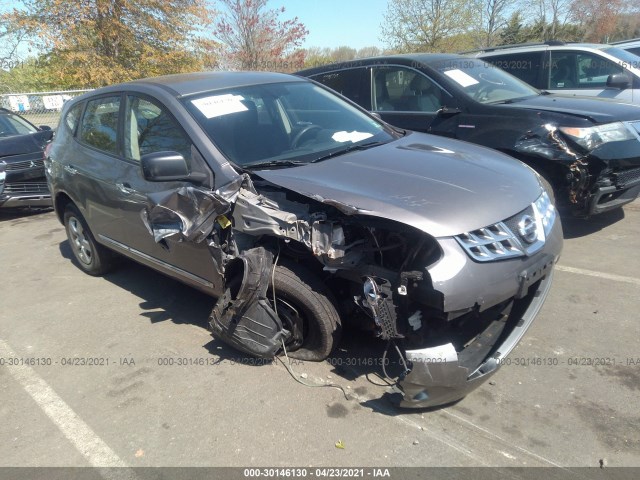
left=255, top=133, right=543, bottom=238
left=501, top=94, right=640, bottom=123
left=0, top=130, right=53, bottom=158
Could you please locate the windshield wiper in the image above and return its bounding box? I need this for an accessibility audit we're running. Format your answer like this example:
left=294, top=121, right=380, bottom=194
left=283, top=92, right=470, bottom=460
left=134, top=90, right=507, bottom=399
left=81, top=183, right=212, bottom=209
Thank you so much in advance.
left=242, top=159, right=306, bottom=170
left=310, top=141, right=386, bottom=164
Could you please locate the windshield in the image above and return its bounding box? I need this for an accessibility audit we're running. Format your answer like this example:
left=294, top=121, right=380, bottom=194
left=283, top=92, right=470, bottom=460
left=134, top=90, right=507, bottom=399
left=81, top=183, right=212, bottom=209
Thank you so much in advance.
left=183, top=81, right=396, bottom=168
left=432, top=58, right=539, bottom=104
left=602, top=47, right=640, bottom=70
left=0, top=113, right=39, bottom=138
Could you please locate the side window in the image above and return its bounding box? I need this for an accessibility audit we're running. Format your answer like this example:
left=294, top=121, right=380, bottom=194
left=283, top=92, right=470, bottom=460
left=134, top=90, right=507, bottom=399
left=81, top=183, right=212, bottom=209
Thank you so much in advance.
left=79, top=96, right=121, bottom=154
left=311, top=68, right=370, bottom=109
left=64, top=103, right=83, bottom=134
left=549, top=52, right=623, bottom=89
left=372, top=67, right=443, bottom=112
left=4, top=115, right=34, bottom=135
left=486, top=52, right=542, bottom=88
left=124, top=95, right=192, bottom=163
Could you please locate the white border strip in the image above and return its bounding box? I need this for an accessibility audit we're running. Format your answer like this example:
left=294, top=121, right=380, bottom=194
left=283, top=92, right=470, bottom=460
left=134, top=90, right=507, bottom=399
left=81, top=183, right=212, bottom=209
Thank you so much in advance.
left=0, top=338, right=136, bottom=479
left=556, top=265, right=640, bottom=287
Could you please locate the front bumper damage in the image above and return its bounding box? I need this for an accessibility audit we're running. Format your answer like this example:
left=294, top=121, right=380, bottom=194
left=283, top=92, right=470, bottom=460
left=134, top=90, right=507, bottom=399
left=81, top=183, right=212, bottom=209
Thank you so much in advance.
left=588, top=166, right=640, bottom=215
left=398, top=267, right=554, bottom=408
left=514, top=123, right=640, bottom=215
left=140, top=172, right=562, bottom=409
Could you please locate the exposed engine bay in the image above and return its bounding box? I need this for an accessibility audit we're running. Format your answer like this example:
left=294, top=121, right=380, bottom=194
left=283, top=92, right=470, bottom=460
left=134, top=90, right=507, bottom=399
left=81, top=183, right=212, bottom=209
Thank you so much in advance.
left=140, top=171, right=557, bottom=408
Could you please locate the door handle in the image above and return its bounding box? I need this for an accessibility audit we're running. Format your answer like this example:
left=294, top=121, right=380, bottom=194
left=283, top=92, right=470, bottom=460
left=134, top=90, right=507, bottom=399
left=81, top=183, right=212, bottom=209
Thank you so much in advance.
left=116, top=182, right=136, bottom=195
left=64, top=165, right=78, bottom=175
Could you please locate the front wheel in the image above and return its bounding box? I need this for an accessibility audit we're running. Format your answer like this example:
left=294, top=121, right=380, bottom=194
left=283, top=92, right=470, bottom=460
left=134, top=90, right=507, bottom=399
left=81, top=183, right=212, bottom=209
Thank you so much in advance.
left=269, top=260, right=341, bottom=361
left=63, top=204, right=114, bottom=276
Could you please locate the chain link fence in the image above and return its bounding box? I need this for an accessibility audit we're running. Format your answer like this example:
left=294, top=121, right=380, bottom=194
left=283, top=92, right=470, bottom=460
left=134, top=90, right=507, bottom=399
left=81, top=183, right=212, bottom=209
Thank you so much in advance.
left=0, top=89, right=93, bottom=128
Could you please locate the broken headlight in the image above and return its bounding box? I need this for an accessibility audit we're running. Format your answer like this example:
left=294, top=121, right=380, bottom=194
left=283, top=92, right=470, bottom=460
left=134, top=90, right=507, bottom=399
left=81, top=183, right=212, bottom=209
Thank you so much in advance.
left=559, top=122, right=636, bottom=151
left=454, top=191, right=556, bottom=262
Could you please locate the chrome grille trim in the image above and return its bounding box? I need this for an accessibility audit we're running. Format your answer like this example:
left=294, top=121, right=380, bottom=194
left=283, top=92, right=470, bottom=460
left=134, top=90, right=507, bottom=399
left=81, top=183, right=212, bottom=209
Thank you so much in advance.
left=455, top=221, right=523, bottom=261
left=455, top=201, right=549, bottom=262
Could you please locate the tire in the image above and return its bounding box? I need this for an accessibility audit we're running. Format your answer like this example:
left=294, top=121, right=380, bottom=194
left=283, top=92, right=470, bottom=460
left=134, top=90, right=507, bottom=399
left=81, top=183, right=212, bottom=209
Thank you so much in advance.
left=63, top=204, right=114, bottom=276
left=269, top=259, right=341, bottom=361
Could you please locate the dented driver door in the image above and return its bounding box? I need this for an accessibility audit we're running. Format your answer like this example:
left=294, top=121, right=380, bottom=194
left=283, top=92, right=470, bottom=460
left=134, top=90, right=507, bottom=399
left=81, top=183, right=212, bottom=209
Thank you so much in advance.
left=114, top=94, right=223, bottom=294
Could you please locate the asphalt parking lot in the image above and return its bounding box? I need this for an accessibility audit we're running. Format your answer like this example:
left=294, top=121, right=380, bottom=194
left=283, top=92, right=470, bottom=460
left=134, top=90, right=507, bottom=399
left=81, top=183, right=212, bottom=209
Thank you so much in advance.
left=1, top=201, right=639, bottom=473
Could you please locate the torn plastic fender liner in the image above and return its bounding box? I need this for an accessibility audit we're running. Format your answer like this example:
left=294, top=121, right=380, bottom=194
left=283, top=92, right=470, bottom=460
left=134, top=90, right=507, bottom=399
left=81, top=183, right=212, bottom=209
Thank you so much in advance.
left=209, top=247, right=289, bottom=358
left=398, top=343, right=498, bottom=408
left=141, top=185, right=234, bottom=243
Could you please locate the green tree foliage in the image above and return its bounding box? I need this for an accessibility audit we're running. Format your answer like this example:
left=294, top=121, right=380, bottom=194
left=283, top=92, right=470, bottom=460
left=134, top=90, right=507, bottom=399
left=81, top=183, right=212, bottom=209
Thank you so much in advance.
left=381, top=0, right=476, bottom=52
left=214, top=0, right=308, bottom=71
left=0, top=0, right=216, bottom=89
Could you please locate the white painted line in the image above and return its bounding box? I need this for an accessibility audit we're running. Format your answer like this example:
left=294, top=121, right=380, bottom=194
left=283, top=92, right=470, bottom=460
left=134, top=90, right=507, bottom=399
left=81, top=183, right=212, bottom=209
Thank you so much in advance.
left=556, top=265, right=640, bottom=287
left=0, top=338, right=137, bottom=479
left=441, top=410, right=570, bottom=469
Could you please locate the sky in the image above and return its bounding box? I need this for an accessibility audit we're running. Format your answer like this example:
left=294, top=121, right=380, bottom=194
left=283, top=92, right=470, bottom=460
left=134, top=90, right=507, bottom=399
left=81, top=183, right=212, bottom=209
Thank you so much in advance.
left=0, top=0, right=390, bottom=54
left=272, top=0, right=389, bottom=50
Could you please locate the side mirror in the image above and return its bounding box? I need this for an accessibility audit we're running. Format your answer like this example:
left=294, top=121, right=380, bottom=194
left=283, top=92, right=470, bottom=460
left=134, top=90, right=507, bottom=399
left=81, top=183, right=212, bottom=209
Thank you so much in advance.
left=141, top=151, right=190, bottom=182
left=606, top=73, right=631, bottom=90
left=39, top=125, right=52, bottom=131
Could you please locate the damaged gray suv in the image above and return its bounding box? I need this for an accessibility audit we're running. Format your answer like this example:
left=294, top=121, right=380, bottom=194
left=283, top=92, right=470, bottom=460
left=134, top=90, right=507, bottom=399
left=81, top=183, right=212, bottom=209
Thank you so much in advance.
left=45, top=72, right=563, bottom=408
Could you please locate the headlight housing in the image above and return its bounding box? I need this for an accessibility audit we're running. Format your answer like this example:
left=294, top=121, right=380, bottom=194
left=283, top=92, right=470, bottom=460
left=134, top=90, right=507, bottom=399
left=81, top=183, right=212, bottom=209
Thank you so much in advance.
left=533, top=189, right=556, bottom=238
left=455, top=190, right=556, bottom=262
left=559, top=122, right=636, bottom=151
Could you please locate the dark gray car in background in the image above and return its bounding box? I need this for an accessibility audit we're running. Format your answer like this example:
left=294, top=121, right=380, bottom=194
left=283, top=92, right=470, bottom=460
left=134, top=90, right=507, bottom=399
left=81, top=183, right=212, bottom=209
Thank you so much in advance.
left=0, top=108, right=53, bottom=208
left=45, top=71, right=563, bottom=408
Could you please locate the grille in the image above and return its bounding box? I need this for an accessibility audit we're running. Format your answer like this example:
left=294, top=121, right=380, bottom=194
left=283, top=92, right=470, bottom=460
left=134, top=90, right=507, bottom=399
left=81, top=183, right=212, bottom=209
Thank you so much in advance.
left=455, top=204, right=545, bottom=262
left=1, top=181, right=49, bottom=196
left=614, top=167, right=640, bottom=187
left=502, top=205, right=535, bottom=245
left=4, top=158, right=44, bottom=172
left=455, top=221, right=523, bottom=261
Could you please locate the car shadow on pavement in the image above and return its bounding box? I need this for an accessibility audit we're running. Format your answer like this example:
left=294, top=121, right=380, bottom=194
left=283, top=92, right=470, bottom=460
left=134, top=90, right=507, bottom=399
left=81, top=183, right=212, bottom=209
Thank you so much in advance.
left=560, top=207, right=624, bottom=239
left=57, top=240, right=301, bottom=362
left=58, top=240, right=453, bottom=414
left=0, top=207, right=53, bottom=223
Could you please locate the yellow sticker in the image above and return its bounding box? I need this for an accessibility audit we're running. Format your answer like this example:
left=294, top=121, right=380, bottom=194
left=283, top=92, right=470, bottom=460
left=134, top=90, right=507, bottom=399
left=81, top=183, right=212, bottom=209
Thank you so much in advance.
left=216, top=215, right=231, bottom=229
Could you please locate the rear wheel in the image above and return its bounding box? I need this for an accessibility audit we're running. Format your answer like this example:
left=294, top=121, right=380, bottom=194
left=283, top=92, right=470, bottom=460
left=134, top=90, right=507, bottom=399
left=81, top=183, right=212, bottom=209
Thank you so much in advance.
left=269, top=260, right=341, bottom=361
left=63, top=204, right=114, bottom=276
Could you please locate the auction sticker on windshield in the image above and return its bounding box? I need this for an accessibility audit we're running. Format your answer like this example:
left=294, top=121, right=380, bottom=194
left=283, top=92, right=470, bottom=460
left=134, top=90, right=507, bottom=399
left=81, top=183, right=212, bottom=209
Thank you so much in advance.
left=443, top=69, right=479, bottom=87
left=191, top=94, right=248, bottom=118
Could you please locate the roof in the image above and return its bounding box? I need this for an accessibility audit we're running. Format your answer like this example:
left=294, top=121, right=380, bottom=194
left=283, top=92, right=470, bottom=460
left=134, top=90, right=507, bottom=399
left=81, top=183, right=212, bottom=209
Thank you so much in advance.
left=297, top=53, right=462, bottom=76
left=472, top=42, right=615, bottom=56
left=89, top=71, right=305, bottom=98
left=611, top=38, right=640, bottom=46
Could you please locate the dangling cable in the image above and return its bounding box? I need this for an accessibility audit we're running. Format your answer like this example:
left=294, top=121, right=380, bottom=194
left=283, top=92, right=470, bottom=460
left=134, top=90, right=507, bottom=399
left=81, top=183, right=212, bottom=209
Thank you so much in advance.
left=277, top=339, right=350, bottom=400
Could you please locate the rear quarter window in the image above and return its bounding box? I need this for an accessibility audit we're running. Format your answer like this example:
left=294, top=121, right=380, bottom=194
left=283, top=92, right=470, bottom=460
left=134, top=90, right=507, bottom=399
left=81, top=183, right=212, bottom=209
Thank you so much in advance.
left=78, top=96, right=121, bottom=155
left=64, top=103, right=83, bottom=134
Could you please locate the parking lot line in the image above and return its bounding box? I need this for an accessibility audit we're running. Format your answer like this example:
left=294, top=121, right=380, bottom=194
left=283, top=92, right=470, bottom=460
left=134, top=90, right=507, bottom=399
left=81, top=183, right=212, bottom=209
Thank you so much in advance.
left=556, top=265, right=640, bottom=286
left=0, top=338, right=136, bottom=478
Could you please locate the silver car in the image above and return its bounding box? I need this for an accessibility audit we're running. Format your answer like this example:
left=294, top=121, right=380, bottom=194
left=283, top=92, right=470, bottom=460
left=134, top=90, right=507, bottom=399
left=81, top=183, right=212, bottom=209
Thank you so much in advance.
left=45, top=72, right=563, bottom=408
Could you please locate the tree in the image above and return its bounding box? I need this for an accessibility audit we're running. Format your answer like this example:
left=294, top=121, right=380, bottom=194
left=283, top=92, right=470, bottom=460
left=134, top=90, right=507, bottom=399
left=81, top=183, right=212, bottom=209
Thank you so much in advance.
left=528, top=0, right=574, bottom=39
left=477, top=0, right=509, bottom=47
left=499, top=12, right=526, bottom=45
left=356, top=46, right=382, bottom=58
left=380, top=0, right=476, bottom=52
left=0, top=0, right=215, bottom=89
left=214, top=0, right=308, bottom=71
